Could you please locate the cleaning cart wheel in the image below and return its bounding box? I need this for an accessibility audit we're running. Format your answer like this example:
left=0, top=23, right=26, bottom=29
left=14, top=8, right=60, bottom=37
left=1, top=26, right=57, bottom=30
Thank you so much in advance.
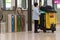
left=52, top=30, right=54, bottom=33
left=43, top=30, right=46, bottom=33
left=51, top=27, right=54, bottom=33
left=43, top=27, right=46, bottom=33
left=51, top=24, right=55, bottom=33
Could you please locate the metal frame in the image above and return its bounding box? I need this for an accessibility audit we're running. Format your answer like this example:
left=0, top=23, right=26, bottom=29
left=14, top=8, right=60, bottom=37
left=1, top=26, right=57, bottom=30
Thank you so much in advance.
left=28, top=0, right=32, bottom=31
left=15, top=0, right=17, bottom=10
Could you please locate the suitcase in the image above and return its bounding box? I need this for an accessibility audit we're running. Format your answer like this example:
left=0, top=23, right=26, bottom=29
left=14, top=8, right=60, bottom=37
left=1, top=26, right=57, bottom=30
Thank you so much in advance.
left=21, top=15, right=25, bottom=31
left=14, top=15, right=17, bottom=32
left=17, top=15, right=21, bottom=32
left=8, top=14, right=12, bottom=32
left=1, top=22, right=6, bottom=33
left=12, top=15, right=14, bottom=32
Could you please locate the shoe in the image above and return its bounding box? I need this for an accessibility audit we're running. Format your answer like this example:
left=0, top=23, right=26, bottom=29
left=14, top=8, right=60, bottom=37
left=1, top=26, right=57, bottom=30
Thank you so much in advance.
left=34, top=31, right=39, bottom=33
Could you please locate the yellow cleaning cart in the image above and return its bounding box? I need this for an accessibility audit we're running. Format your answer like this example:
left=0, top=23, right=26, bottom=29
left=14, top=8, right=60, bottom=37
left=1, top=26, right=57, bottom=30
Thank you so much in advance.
left=39, top=5, right=57, bottom=33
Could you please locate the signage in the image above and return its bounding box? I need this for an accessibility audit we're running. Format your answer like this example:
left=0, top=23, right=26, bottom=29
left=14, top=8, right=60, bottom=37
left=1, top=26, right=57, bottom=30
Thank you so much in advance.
left=54, top=0, right=60, bottom=4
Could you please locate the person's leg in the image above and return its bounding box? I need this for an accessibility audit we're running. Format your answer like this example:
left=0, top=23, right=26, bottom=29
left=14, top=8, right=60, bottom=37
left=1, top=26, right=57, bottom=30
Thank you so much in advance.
left=34, top=20, right=39, bottom=33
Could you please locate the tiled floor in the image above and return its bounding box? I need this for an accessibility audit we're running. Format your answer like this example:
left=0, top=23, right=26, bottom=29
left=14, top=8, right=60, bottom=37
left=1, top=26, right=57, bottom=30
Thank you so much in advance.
left=0, top=24, right=60, bottom=40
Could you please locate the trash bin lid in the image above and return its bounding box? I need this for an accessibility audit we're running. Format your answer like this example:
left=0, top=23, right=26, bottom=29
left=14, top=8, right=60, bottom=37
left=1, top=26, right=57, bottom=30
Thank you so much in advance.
left=39, top=5, right=57, bottom=13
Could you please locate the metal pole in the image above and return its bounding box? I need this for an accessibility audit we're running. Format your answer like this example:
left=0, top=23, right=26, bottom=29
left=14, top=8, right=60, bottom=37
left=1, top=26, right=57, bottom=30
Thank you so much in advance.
left=52, top=0, right=54, bottom=8
left=15, top=0, right=17, bottom=10
left=39, top=0, right=42, bottom=7
left=28, top=0, right=32, bottom=31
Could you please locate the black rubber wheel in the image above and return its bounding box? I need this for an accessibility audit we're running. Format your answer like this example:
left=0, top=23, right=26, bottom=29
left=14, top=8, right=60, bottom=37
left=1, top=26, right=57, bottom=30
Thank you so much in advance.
left=51, top=24, right=56, bottom=33
left=52, top=30, right=54, bottom=33
left=43, top=30, right=46, bottom=33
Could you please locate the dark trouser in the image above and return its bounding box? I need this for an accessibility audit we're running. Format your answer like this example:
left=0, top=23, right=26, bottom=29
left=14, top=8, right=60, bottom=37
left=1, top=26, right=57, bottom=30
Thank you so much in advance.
left=34, top=20, right=38, bottom=32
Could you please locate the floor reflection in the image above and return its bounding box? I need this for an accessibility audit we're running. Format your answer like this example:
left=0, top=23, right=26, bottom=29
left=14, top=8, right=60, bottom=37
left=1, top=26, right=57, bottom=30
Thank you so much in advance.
left=0, top=24, right=60, bottom=40
left=0, top=32, right=57, bottom=40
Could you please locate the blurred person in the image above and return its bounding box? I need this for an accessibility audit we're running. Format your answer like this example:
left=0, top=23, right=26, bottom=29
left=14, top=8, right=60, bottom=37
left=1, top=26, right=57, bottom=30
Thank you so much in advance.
left=32, top=2, right=40, bottom=33
left=16, top=7, right=22, bottom=15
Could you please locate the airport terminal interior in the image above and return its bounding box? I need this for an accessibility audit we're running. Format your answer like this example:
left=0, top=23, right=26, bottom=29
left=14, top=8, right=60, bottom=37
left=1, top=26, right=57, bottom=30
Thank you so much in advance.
left=0, top=0, right=60, bottom=40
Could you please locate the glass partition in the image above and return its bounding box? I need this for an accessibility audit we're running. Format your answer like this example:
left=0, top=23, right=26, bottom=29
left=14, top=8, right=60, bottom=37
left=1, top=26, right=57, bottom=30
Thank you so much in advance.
left=6, top=0, right=11, bottom=10
left=57, top=4, right=60, bottom=8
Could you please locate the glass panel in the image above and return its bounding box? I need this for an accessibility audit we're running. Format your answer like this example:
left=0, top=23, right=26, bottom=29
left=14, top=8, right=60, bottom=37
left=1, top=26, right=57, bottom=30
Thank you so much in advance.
left=6, top=0, right=11, bottom=2
left=42, top=0, right=44, bottom=6
left=57, top=4, right=60, bottom=8
left=26, top=0, right=28, bottom=9
left=17, top=0, right=21, bottom=7
left=47, top=0, right=52, bottom=6
left=0, top=0, right=3, bottom=8
left=6, top=3, right=11, bottom=9
left=32, top=0, right=34, bottom=5
left=5, top=0, right=11, bottom=10
left=37, top=0, right=39, bottom=6
left=3, top=0, right=15, bottom=10
left=22, top=0, right=26, bottom=9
